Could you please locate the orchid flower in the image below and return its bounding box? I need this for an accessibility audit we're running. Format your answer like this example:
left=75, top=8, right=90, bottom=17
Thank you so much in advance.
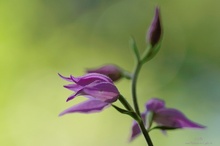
left=58, top=73, right=120, bottom=116
left=130, top=98, right=205, bottom=141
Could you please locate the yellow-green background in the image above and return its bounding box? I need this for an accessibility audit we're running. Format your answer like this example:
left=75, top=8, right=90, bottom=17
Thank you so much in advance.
left=0, top=0, right=219, bottom=145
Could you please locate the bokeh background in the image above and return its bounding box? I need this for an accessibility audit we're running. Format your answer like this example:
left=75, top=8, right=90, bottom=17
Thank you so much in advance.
left=1, top=0, right=219, bottom=145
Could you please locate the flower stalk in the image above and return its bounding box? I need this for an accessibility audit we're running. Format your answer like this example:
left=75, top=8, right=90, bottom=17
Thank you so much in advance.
left=131, top=60, right=153, bottom=146
left=138, top=119, right=153, bottom=146
left=131, top=61, right=142, bottom=116
left=58, top=5, right=205, bottom=146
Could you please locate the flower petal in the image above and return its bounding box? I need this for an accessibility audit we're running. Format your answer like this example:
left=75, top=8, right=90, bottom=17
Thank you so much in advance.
left=129, top=121, right=141, bottom=142
left=66, top=88, right=84, bottom=102
left=146, top=98, right=165, bottom=111
left=64, top=84, right=83, bottom=92
left=72, top=73, right=113, bottom=86
left=129, top=113, right=146, bottom=141
left=58, top=73, right=73, bottom=82
left=154, top=108, right=205, bottom=128
left=83, top=82, right=119, bottom=103
left=59, top=99, right=109, bottom=116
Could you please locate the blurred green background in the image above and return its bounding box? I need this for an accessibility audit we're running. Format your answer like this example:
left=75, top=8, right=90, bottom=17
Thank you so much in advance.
left=1, top=0, right=219, bottom=145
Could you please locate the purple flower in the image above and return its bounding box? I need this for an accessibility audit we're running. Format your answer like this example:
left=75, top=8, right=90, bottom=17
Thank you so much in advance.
left=58, top=73, right=120, bottom=116
left=86, top=64, right=123, bottom=82
left=147, top=7, right=162, bottom=47
left=129, top=98, right=205, bottom=141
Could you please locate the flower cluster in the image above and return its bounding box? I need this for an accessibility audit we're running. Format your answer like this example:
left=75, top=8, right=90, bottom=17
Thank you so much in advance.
left=58, top=6, right=205, bottom=146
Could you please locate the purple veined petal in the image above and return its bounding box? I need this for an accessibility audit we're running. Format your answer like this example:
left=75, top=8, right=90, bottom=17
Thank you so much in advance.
left=59, top=99, right=109, bottom=116
left=82, top=73, right=113, bottom=82
left=66, top=88, right=85, bottom=102
left=58, top=73, right=73, bottom=82
left=154, top=108, right=205, bottom=129
left=71, top=73, right=113, bottom=86
left=64, top=84, right=83, bottom=92
left=83, top=81, right=119, bottom=103
left=129, top=113, right=146, bottom=142
left=146, top=98, right=165, bottom=112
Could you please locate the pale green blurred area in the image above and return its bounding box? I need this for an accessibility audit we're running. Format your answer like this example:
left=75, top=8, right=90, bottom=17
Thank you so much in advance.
left=1, top=0, right=219, bottom=145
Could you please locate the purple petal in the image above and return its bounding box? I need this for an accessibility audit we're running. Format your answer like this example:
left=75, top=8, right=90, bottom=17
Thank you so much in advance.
left=146, top=98, right=165, bottom=112
left=59, top=99, right=109, bottom=116
left=66, top=88, right=84, bottom=102
left=64, top=84, right=83, bottom=92
left=154, top=108, right=205, bottom=128
left=129, top=121, right=141, bottom=142
left=72, top=73, right=113, bottom=86
left=83, top=82, right=119, bottom=103
left=58, top=73, right=73, bottom=82
left=129, top=113, right=147, bottom=141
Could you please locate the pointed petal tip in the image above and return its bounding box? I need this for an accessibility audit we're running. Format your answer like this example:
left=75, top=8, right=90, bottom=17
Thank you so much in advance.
left=189, top=123, right=206, bottom=129
left=66, top=94, right=77, bottom=102
left=58, top=73, right=64, bottom=78
left=66, top=98, right=71, bottom=102
left=58, top=73, right=73, bottom=82
left=155, top=6, right=160, bottom=11
left=58, top=111, right=66, bottom=117
left=128, top=138, right=134, bottom=143
left=58, top=113, right=64, bottom=117
left=58, top=73, right=65, bottom=78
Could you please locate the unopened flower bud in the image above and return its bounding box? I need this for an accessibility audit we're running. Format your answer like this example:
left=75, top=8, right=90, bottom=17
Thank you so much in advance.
left=86, top=64, right=123, bottom=82
left=147, top=7, right=161, bottom=47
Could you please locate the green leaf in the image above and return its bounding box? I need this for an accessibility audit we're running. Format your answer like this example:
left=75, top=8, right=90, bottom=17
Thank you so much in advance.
left=111, top=104, right=138, bottom=120
left=130, top=36, right=140, bottom=62
left=118, top=95, right=134, bottom=111
left=141, top=40, right=162, bottom=63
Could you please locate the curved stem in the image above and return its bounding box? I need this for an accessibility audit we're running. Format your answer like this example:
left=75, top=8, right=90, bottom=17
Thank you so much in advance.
left=131, top=61, right=153, bottom=146
left=131, top=61, right=142, bottom=116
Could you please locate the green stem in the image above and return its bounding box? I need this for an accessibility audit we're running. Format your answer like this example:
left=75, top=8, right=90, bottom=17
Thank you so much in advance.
left=138, top=120, right=153, bottom=146
left=131, top=61, right=142, bottom=116
left=131, top=61, right=153, bottom=146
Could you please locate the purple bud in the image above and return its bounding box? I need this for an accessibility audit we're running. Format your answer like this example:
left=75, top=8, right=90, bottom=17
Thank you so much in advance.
left=86, top=64, right=123, bottom=82
left=147, top=7, right=162, bottom=47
